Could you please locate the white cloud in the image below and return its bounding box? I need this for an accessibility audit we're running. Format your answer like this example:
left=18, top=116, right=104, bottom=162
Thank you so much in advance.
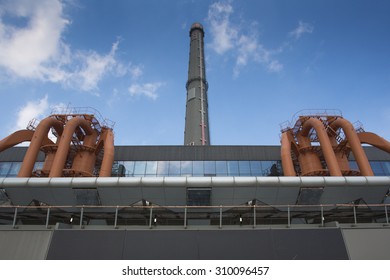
left=0, top=0, right=127, bottom=92
left=0, top=0, right=69, bottom=80
left=207, top=1, right=238, bottom=54
left=289, top=21, right=314, bottom=40
left=128, top=82, right=164, bottom=100
left=15, top=95, right=49, bottom=130
left=69, top=41, right=119, bottom=91
left=129, top=65, right=144, bottom=80
left=207, top=1, right=284, bottom=77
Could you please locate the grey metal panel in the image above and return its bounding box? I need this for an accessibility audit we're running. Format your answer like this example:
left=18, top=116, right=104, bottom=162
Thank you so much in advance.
left=0, top=230, right=52, bottom=260
left=46, top=230, right=126, bottom=260
left=320, top=185, right=389, bottom=204
left=114, top=145, right=282, bottom=161
left=3, top=145, right=390, bottom=162
left=45, top=228, right=348, bottom=260
left=342, top=228, right=390, bottom=259
left=0, top=147, right=45, bottom=162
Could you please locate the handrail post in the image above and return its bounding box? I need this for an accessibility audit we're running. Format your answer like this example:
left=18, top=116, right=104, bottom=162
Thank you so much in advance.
left=114, top=206, right=119, bottom=229
left=287, top=205, right=290, bottom=228
left=149, top=206, right=153, bottom=229
left=80, top=207, right=84, bottom=229
left=253, top=205, right=256, bottom=228
left=12, top=207, right=18, bottom=229
left=321, top=205, right=324, bottom=227
left=353, top=205, right=357, bottom=225
left=184, top=206, right=187, bottom=229
left=385, top=205, right=389, bottom=225
left=219, top=205, right=222, bottom=229
left=46, top=207, right=51, bottom=229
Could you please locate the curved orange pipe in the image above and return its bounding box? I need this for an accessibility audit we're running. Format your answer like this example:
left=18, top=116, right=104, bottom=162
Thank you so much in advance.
left=18, top=117, right=63, bottom=177
left=301, top=117, right=342, bottom=176
left=331, top=118, right=373, bottom=176
left=0, top=130, right=34, bottom=152
left=0, top=130, right=54, bottom=153
left=49, top=117, right=93, bottom=177
left=98, top=129, right=115, bottom=177
left=296, top=131, right=324, bottom=175
left=358, top=132, right=390, bottom=154
left=280, top=132, right=296, bottom=176
left=71, top=129, right=98, bottom=176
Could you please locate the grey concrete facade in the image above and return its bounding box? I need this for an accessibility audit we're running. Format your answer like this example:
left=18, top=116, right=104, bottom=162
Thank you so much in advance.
left=184, top=23, right=210, bottom=146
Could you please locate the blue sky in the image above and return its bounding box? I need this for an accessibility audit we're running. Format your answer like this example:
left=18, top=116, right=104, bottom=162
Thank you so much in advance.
left=0, top=0, right=389, bottom=146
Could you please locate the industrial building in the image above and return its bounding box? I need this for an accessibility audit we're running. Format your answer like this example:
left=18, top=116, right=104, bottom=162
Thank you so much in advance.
left=1, top=23, right=390, bottom=260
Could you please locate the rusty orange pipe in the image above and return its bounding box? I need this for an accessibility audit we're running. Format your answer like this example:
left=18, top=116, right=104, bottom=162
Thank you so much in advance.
left=280, top=132, right=296, bottom=176
left=358, top=132, right=390, bottom=154
left=49, top=117, right=93, bottom=177
left=71, top=129, right=98, bottom=176
left=0, top=130, right=35, bottom=152
left=99, top=129, right=115, bottom=177
left=296, top=132, right=324, bottom=175
left=332, top=118, right=373, bottom=176
left=301, top=117, right=342, bottom=176
left=328, top=135, right=351, bottom=173
left=18, top=117, right=63, bottom=177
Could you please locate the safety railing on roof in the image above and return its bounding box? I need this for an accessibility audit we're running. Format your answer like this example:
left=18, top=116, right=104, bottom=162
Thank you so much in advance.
left=1, top=203, right=389, bottom=229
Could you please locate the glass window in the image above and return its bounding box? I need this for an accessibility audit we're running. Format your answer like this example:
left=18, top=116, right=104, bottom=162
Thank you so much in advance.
left=250, top=161, right=262, bottom=176
left=0, top=162, right=12, bottom=177
left=381, top=161, right=390, bottom=175
left=8, top=162, right=22, bottom=177
left=216, top=161, right=227, bottom=176
left=349, top=160, right=358, bottom=171
left=227, top=161, right=239, bottom=176
left=193, top=161, right=204, bottom=176
left=74, top=189, right=101, bottom=205
left=204, top=161, right=216, bottom=176
left=169, top=161, right=181, bottom=176
left=181, top=161, right=192, bottom=176
left=262, top=161, right=281, bottom=176
left=134, top=161, right=146, bottom=176
left=145, top=161, right=157, bottom=176
left=370, top=161, right=386, bottom=176
left=187, top=188, right=211, bottom=206
left=122, top=161, right=135, bottom=177
left=111, top=161, right=126, bottom=177
left=239, top=161, right=251, bottom=176
left=33, top=162, right=44, bottom=171
left=157, top=161, right=169, bottom=176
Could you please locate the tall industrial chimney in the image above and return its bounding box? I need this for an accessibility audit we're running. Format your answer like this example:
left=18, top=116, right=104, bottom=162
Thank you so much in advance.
left=184, top=23, right=210, bottom=146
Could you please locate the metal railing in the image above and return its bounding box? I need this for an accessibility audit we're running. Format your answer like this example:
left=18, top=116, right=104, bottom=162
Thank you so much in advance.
left=1, top=203, right=389, bottom=229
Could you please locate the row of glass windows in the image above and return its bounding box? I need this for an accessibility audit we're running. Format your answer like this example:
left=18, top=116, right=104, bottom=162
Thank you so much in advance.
left=112, top=160, right=283, bottom=177
left=2, top=160, right=390, bottom=177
